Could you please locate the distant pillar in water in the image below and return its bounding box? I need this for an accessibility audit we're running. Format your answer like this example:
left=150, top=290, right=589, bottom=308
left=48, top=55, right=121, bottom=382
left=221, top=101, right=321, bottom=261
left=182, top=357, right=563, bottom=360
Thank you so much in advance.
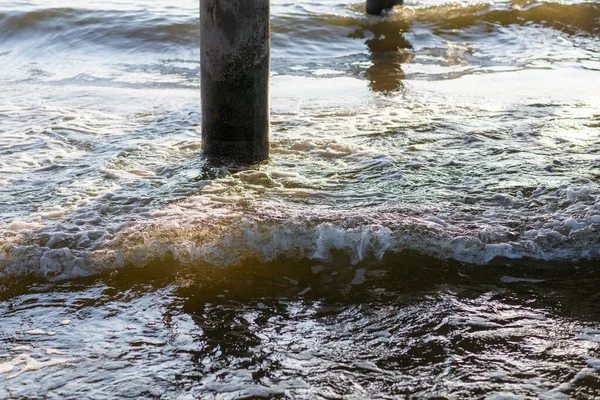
left=200, top=0, right=270, bottom=162
left=366, top=0, right=403, bottom=15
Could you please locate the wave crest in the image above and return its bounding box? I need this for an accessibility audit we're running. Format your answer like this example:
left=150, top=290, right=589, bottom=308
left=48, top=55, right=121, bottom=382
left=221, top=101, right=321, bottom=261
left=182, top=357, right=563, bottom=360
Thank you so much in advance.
left=2, top=201, right=600, bottom=281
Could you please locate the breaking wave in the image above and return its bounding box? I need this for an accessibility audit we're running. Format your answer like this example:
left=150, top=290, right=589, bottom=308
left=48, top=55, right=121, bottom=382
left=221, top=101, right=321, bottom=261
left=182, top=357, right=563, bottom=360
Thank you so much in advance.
left=2, top=187, right=600, bottom=281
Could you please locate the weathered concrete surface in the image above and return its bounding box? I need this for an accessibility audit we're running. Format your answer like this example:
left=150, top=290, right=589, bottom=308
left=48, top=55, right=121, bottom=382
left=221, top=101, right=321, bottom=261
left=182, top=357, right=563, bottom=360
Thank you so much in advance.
left=201, top=0, right=270, bottom=162
left=366, top=0, right=403, bottom=15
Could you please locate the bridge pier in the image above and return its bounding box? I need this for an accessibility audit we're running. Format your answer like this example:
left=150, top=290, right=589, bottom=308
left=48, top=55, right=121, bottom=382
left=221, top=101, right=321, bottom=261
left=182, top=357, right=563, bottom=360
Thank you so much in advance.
left=200, top=0, right=270, bottom=162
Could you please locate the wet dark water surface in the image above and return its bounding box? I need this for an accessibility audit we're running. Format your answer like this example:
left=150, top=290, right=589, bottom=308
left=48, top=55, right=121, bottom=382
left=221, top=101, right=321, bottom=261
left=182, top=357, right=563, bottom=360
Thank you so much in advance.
left=1, top=0, right=600, bottom=397
left=2, top=256, right=600, bottom=399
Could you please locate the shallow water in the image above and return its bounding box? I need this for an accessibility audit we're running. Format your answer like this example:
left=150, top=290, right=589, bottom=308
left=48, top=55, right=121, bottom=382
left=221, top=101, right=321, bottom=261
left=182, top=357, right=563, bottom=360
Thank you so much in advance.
left=1, top=0, right=600, bottom=397
left=2, top=256, right=600, bottom=398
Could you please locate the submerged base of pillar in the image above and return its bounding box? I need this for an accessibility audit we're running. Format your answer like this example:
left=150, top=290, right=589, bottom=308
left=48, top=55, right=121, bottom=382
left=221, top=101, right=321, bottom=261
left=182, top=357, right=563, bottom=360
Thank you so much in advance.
left=202, top=139, right=269, bottom=163
left=366, top=0, right=403, bottom=15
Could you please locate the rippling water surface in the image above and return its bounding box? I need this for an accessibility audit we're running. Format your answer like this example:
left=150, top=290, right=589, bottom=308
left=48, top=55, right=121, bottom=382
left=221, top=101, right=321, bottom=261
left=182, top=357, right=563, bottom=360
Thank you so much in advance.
left=1, top=0, right=599, bottom=397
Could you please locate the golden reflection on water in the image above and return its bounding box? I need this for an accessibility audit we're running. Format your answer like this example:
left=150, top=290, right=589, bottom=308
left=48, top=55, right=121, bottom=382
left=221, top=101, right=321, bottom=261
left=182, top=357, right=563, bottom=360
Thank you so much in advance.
left=2, top=254, right=600, bottom=398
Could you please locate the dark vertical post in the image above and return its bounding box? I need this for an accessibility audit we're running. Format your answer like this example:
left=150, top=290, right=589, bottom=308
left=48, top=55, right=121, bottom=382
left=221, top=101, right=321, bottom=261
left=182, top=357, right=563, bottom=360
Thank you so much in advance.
left=200, top=0, right=270, bottom=162
left=366, top=0, right=402, bottom=15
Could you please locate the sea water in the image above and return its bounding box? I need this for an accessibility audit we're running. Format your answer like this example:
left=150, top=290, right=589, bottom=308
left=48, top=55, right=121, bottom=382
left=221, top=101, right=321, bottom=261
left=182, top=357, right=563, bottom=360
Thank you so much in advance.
left=1, top=0, right=600, bottom=397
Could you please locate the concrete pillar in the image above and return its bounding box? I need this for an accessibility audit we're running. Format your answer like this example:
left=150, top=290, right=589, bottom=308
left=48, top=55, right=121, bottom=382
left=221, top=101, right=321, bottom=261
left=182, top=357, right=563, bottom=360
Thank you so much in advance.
left=366, top=0, right=402, bottom=15
left=200, top=0, right=270, bottom=162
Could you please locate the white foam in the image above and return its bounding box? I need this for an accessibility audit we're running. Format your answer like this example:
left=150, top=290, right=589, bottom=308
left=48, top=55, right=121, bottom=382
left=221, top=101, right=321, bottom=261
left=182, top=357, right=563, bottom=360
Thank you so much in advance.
left=583, top=356, right=600, bottom=371
left=3, top=354, right=72, bottom=379
left=0, top=362, right=15, bottom=374
left=44, top=348, right=67, bottom=355
left=24, top=329, right=46, bottom=335
left=7, top=221, right=44, bottom=232
left=269, top=170, right=300, bottom=179
left=1, top=178, right=600, bottom=281
left=11, top=346, right=31, bottom=352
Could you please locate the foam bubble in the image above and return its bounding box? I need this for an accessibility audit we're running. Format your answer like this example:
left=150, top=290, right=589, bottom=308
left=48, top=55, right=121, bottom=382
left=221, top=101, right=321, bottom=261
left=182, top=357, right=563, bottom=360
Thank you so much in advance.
left=44, top=349, right=67, bottom=355
left=24, top=329, right=46, bottom=335
left=7, top=221, right=43, bottom=232
left=2, top=354, right=72, bottom=380
left=11, top=346, right=31, bottom=352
